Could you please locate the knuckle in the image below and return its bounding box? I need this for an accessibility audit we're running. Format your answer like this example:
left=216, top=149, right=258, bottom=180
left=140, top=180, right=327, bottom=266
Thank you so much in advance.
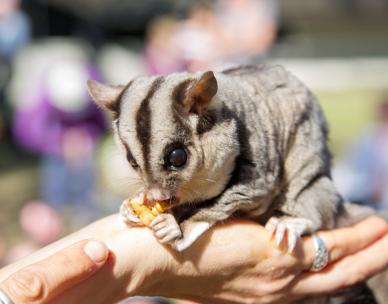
left=7, top=268, right=47, bottom=303
left=54, top=252, right=74, bottom=269
left=324, top=234, right=338, bottom=258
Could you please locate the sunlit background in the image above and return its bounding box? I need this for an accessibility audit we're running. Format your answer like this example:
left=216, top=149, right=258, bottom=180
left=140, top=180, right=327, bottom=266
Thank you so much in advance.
left=1, top=0, right=388, bottom=302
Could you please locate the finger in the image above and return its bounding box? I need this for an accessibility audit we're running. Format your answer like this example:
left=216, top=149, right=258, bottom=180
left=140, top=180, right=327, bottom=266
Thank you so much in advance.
left=0, top=240, right=108, bottom=304
left=298, top=216, right=388, bottom=269
left=160, top=234, right=177, bottom=244
left=161, top=229, right=181, bottom=243
left=152, top=222, right=167, bottom=232
left=292, top=231, right=388, bottom=296
left=154, top=227, right=171, bottom=239
left=150, top=215, right=167, bottom=227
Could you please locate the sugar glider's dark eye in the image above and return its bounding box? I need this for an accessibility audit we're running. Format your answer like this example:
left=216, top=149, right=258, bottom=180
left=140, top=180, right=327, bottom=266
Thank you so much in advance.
left=167, top=148, right=187, bottom=168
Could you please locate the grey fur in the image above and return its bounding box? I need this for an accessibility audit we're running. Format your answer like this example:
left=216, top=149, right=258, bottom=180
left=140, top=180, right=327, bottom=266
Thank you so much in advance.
left=182, top=65, right=340, bottom=229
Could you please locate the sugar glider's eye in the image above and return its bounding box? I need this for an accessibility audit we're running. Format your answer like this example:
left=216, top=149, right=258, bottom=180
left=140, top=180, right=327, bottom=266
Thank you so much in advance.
left=167, top=148, right=187, bottom=168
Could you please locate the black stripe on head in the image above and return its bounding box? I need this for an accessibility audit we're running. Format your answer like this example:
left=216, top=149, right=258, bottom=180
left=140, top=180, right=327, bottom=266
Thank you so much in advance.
left=196, top=110, right=217, bottom=135
left=123, top=142, right=138, bottom=169
left=114, top=119, right=138, bottom=168
left=112, top=80, right=135, bottom=121
left=136, top=77, right=164, bottom=174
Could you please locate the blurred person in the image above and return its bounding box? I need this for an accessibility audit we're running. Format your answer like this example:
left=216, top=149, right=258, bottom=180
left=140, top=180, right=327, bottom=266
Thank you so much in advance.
left=144, top=0, right=278, bottom=74
left=0, top=0, right=30, bottom=139
left=214, top=0, right=278, bottom=65
left=173, top=0, right=278, bottom=72
left=334, top=96, right=388, bottom=211
left=3, top=200, right=64, bottom=265
left=144, top=16, right=186, bottom=75
left=0, top=0, right=30, bottom=60
left=20, top=201, right=65, bottom=245
left=174, top=4, right=221, bottom=72
left=12, top=59, right=106, bottom=225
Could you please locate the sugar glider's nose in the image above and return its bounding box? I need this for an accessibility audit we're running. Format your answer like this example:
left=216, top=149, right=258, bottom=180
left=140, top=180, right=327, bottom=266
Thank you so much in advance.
left=147, top=187, right=171, bottom=201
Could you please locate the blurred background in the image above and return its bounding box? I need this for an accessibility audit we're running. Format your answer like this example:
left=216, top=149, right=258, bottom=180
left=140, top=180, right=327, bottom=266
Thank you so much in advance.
left=0, top=0, right=388, bottom=302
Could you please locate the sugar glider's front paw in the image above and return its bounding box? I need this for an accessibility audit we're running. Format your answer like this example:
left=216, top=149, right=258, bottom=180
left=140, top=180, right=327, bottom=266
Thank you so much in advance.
left=120, top=200, right=143, bottom=226
left=150, top=213, right=182, bottom=244
left=265, top=216, right=315, bottom=253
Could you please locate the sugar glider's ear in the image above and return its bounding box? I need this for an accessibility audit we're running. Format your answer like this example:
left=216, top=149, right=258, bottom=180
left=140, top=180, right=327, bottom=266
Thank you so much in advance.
left=87, top=80, right=125, bottom=113
left=184, top=71, right=218, bottom=115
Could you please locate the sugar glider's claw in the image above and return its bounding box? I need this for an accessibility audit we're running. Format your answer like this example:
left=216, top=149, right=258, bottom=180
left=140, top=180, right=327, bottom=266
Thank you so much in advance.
left=287, top=227, right=298, bottom=253
left=266, top=216, right=314, bottom=253
left=275, top=221, right=287, bottom=246
left=265, top=217, right=280, bottom=236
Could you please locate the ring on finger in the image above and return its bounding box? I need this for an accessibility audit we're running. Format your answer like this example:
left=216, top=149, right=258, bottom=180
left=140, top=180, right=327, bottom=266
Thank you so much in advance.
left=0, top=289, right=14, bottom=304
left=310, top=234, right=329, bottom=272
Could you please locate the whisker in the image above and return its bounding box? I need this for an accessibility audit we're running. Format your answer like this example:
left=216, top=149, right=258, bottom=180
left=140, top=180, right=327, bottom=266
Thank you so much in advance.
left=203, top=178, right=217, bottom=183
left=190, top=176, right=218, bottom=184
left=180, top=184, right=203, bottom=202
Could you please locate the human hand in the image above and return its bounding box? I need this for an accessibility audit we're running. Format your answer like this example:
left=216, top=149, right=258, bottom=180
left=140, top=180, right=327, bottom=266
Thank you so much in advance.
left=0, top=240, right=108, bottom=304
left=0, top=216, right=386, bottom=304
left=158, top=216, right=388, bottom=304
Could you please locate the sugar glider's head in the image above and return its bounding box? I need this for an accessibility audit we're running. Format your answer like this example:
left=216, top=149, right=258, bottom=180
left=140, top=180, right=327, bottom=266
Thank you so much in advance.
left=88, top=71, right=239, bottom=206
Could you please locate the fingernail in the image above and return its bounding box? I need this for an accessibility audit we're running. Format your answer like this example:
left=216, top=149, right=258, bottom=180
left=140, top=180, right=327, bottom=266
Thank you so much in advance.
left=84, top=240, right=108, bottom=263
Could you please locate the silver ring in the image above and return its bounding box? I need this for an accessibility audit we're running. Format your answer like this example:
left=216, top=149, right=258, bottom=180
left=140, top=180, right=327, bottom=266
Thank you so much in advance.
left=310, top=234, right=329, bottom=272
left=0, top=289, right=14, bottom=304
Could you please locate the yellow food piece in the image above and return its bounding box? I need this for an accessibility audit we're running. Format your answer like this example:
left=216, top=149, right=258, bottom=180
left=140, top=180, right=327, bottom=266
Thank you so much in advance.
left=129, top=199, right=168, bottom=226
left=151, top=202, right=167, bottom=216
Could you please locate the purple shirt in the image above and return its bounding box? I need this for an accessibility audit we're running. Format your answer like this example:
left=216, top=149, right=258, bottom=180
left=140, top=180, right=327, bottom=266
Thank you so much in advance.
left=13, top=78, right=106, bottom=156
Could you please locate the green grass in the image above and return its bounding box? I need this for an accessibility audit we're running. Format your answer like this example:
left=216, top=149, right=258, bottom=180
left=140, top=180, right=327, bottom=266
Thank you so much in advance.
left=316, top=89, right=382, bottom=154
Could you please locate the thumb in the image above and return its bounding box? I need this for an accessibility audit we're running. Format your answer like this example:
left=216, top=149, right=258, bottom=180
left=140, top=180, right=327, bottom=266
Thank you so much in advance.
left=0, top=240, right=108, bottom=304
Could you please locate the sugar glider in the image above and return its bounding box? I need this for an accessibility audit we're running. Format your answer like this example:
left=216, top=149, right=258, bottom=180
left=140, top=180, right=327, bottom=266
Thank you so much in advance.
left=87, top=65, right=375, bottom=251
